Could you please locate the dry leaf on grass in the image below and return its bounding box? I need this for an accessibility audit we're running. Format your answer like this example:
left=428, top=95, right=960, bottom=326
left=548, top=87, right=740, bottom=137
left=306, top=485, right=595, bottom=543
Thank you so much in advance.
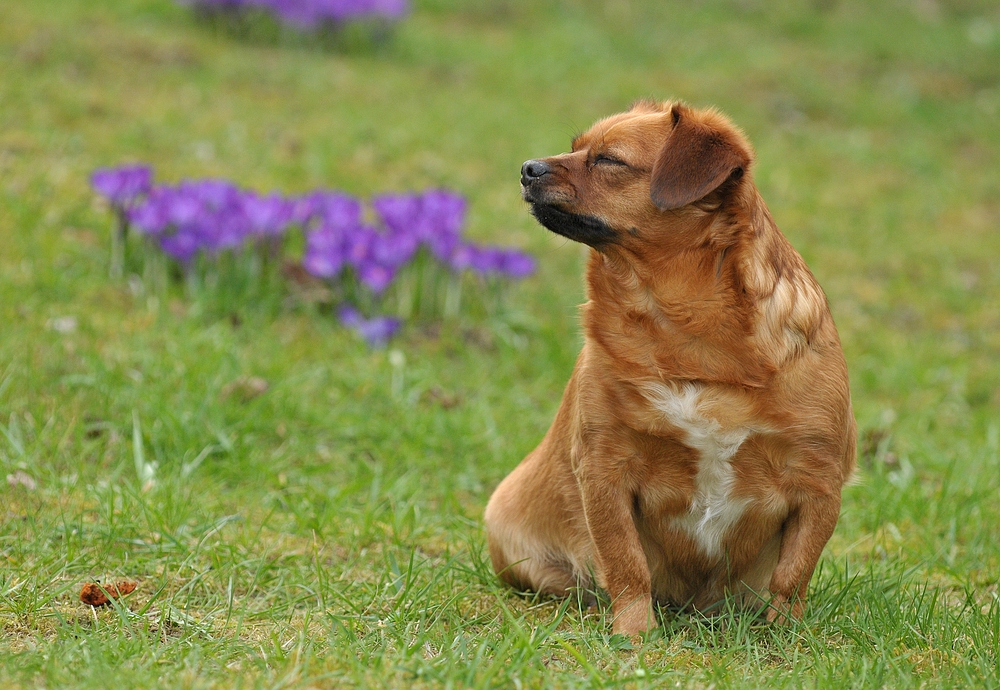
left=80, top=580, right=137, bottom=607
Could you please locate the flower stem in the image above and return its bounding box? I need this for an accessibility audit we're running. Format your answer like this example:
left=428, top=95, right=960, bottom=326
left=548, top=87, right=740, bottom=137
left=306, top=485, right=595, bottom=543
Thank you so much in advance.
left=110, top=207, right=128, bottom=279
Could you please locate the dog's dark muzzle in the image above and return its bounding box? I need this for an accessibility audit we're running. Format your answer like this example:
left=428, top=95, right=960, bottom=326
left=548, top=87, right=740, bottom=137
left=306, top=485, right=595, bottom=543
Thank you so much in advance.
left=528, top=203, right=617, bottom=248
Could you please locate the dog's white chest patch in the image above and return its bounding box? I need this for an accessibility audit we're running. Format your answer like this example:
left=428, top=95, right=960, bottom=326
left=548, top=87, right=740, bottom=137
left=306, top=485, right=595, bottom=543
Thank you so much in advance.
left=640, top=382, right=752, bottom=558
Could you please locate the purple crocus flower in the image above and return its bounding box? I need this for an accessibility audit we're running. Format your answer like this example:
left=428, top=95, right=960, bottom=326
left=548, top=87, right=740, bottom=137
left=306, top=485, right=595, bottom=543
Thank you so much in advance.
left=209, top=210, right=250, bottom=251
left=164, top=189, right=204, bottom=227
left=421, top=189, right=466, bottom=238
left=292, top=190, right=363, bottom=230
left=372, top=192, right=421, bottom=241
left=467, top=246, right=505, bottom=275
left=372, top=193, right=419, bottom=226
left=425, top=232, right=459, bottom=263
left=306, top=222, right=347, bottom=253
left=421, top=190, right=465, bottom=260
left=189, top=178, right=240, bottom=210
left=290, top=193, right=322, bottom=227
left=344, top=225, right=378, bottom=266
left=91, top=165, right=153, bottom=208
left=318, top=192, right=364, bottom=230
left=338, top=305, right=401, bottom=348
left=370, top=230, right=417, bottom=269
left=358, top=260, right=396, bottom=294
left=497, top=249, right=537, bottom=279
left=128, top=186, right=172, bottom=235
left=147, top=180, right=255, bottom=255
left=373, top=190, right=467, bottom=260
left=243, top=192, right=293, bottom=236
left=447, top=243, right=535, bottom=278
left=302, top=224, right=347, bottom=278
left=447, top=242, right=476, bottom=272
left=159, top=228, right=201, bottom=263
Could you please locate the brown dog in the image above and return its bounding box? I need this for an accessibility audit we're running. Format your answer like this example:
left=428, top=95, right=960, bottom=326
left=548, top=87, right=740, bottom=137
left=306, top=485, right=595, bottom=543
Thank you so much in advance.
left=485, top=100, right=856, bottom=635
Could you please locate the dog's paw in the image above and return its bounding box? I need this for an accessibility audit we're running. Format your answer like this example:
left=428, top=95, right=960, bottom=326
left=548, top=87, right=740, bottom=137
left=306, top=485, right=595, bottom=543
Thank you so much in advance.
left=765, top=595, right=804, bottom=625
left=611, top=596, right=656, bottom=636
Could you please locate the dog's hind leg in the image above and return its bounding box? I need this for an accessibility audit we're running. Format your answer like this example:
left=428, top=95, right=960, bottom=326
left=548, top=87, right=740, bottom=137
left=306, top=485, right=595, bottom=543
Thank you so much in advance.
left=484, top=446, right=593, bottom=598
left=486, top=524, right=581, bottom=597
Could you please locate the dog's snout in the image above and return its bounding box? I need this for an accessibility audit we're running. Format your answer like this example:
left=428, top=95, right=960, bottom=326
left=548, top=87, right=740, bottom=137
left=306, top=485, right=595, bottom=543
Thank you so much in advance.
left=521, top=159, right=551, bottom=186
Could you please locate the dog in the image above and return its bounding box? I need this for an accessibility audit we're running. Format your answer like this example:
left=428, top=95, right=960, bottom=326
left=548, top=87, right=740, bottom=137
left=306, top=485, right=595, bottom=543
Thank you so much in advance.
left=485, top=100, right=856, bottom=635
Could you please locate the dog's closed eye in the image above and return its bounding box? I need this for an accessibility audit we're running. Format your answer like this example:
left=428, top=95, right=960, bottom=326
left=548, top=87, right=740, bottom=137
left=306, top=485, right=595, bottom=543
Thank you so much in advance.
left=593, top=153, right=628, bottom=167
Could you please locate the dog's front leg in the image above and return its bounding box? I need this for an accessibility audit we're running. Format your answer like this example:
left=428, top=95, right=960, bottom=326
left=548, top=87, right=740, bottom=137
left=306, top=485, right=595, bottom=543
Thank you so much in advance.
left=576, top=448, right=655, bottom=636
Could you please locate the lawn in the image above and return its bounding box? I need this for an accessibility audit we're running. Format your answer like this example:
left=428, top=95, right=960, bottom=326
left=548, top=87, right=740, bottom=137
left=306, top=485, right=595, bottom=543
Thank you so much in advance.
left=2, top=0, right=999, bottom=687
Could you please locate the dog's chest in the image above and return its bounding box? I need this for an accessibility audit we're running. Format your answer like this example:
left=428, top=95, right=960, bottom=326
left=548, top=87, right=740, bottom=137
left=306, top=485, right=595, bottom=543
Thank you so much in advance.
left=639, top=382, right=752, bottom=558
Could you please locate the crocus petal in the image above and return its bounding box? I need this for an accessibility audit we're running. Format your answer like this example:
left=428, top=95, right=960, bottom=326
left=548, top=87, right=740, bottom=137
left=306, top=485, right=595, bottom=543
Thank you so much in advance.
left=359, top=261, right=396, bottom=294
left=90, top=164, right=153, bottom=207
left=498, top=249, right=538, bottom=279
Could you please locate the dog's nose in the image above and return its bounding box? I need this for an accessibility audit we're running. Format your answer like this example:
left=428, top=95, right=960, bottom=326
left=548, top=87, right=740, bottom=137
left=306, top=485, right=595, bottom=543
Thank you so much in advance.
left=521, top=159, right=551, bottom=186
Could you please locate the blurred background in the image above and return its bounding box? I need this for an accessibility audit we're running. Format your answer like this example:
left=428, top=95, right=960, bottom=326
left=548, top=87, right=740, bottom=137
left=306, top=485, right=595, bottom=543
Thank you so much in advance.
left=2, top=0, right=999, bottom=686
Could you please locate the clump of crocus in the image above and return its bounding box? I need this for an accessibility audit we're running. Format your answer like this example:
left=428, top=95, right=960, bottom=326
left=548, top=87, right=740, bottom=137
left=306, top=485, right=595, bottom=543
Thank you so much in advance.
left=302, top=189, right=537, bottom=321
left=181, top=0, right=409, bottom=30
left=126, top=179, right=293, bottom=262
left=92, top=165, right=537, bottom=347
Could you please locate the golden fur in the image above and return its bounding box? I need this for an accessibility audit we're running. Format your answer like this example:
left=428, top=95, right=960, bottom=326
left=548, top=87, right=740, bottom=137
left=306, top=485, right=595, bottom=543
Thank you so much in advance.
left=485, top=101, right=856, bottom=635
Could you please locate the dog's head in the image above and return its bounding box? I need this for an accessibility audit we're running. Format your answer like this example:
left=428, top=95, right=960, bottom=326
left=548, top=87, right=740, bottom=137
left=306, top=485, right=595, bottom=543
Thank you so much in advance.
left=521, top=101, right=755, bottom=253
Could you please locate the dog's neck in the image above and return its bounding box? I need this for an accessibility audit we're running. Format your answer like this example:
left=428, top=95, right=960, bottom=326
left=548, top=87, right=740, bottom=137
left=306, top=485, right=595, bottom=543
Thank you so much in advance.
left=581, top=188, right=828, bottom=389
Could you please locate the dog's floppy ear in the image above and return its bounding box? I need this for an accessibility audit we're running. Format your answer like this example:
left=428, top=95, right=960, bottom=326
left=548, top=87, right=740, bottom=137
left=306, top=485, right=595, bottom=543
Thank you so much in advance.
left=650, top=104, right=749, bottom=210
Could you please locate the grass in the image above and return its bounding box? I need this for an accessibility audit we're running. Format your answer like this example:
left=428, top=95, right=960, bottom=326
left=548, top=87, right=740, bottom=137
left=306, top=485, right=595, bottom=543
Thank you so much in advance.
left=2, top=0, right=1000, bottom=686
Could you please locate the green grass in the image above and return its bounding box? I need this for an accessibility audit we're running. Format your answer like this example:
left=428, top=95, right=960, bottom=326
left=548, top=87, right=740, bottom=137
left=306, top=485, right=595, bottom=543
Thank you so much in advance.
left=2, top=0, right=1000, bottom=686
